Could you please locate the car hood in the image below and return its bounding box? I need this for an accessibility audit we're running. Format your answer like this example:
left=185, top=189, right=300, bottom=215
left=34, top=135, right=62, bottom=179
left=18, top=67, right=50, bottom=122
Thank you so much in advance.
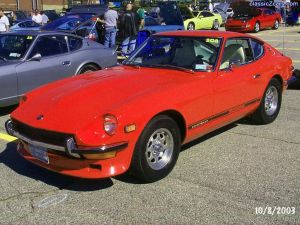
left=231, top=2, right=260, bottom=17
left=12, top=66, right=189, bottom=134
left=214, top=3, right=230, bottom=12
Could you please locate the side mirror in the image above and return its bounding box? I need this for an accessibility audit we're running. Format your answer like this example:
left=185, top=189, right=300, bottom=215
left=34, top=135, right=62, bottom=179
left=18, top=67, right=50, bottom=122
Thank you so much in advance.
left=28, top=53, right=42, bottom=62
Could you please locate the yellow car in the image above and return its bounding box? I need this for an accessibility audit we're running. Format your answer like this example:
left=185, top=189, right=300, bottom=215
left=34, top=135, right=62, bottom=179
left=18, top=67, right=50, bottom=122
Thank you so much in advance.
left=183, top=10, right=223, bottom=30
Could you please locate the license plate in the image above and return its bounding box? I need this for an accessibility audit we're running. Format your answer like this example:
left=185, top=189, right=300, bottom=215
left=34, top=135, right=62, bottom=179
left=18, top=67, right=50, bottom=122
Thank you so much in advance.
left=28, top=144, right=49, bottom=164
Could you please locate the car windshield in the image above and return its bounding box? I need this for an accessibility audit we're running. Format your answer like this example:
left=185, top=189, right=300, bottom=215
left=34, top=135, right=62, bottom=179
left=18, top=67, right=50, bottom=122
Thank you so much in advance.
left=0, top=34, right=35, bottom=61
left=42, top=14, right=93, bottom=31
left=125, top=36, right=222, bottom=71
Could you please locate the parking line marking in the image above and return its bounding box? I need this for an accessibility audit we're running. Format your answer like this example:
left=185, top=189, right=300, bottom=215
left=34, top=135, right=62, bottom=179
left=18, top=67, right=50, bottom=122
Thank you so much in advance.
left=0, top=133, right=17, bottom=142
left=293, top=60, right=300, bottom=63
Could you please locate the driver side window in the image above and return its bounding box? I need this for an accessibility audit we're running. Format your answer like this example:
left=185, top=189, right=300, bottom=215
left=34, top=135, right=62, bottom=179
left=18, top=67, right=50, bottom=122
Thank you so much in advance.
left=29, top=35, right=68, bottom=58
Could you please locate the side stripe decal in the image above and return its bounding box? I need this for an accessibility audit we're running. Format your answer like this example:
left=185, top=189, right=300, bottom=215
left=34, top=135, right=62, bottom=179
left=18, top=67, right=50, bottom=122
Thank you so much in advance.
left=188, top=98, right=261, bottom=130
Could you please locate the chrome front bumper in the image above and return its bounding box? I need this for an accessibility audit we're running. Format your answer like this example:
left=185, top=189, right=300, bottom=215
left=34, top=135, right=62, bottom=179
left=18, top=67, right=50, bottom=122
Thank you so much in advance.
left=5, top=119, right=128, bottom=157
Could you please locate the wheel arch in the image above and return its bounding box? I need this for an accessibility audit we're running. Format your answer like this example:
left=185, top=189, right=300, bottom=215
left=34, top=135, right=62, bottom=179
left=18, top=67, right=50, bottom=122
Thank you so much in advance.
left=76, top=62, right=101, bottom=75
left=272, top=74, right=283, bottom=89
left=152, top=110, right=187, bottom=143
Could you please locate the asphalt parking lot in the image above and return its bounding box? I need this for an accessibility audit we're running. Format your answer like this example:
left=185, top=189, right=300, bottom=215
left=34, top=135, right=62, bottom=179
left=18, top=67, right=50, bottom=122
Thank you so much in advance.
left=0, top=26, right=299, bottom=225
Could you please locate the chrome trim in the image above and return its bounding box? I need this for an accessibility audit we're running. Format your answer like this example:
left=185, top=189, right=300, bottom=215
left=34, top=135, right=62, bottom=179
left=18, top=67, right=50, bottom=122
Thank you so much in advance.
left=12, top=130, right=66, bottom=152
left=66, top=137, right=128, bottom=154
left=7, top=119, right=128, bottom=155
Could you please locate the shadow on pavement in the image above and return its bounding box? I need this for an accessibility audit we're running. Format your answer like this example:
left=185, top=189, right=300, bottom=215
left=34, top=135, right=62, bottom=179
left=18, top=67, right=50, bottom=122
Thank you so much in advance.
left=0, top=142, right=113, bottom=191
left=0, top=105, right=18, bottom=117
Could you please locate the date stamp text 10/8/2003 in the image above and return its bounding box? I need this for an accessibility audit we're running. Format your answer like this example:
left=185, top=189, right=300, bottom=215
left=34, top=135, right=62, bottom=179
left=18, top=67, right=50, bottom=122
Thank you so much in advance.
left=255, top=207, right=296, bottom=216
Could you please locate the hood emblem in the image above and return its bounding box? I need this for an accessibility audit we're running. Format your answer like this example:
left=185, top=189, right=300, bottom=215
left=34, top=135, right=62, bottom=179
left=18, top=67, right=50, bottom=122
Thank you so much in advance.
left=36, top=115, right=44, bottom=121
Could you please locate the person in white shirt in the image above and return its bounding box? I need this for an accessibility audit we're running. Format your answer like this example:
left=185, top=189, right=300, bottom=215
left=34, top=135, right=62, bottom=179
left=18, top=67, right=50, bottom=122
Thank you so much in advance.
left=0, top=8, right=9, bottom=32
left=32, top=9, right=43, bottom=24
left=40, top=11, right=49, bottom=25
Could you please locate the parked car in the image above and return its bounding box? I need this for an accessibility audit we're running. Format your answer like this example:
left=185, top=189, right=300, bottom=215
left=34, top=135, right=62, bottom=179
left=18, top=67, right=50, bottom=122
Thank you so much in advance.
left=10, top=19, right=41, bottom=31
left=213, top=3, right=234, bottom=23
left=4, top=10, right=29, bottom=26
left=184, top=10, right=222, bottom=30
left=225, top=6, right=281, bottom=33
left=6, top=31, right=293, bottom=182
left=0, top=30, right=117, bottom=107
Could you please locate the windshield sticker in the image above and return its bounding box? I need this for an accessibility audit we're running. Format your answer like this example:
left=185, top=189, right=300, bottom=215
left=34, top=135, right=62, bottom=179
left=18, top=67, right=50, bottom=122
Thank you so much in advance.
left=195, top=64, right=207, bottom=70
left=206, top=38, right=219, bottom=44
left=27, top=36, right=33, bottom=40
left=9, top=53, right=21, bottom=58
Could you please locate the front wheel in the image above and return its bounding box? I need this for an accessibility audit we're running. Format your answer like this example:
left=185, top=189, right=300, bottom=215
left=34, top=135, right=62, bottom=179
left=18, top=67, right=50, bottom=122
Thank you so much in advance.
left=130, top=115, right=181, bottom=182
left=251, top=78, right=282, bottom=124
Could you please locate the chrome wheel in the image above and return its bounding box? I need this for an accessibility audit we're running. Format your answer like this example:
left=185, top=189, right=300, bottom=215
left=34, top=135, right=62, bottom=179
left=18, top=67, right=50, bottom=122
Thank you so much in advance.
left=254, top=22, right=260, bottom=32
left=274, top=20, right=279, bottom=29
left=145, top=128, right=174, bottom=170
left=264, top=86, right=278, bottom=116
left=187, top=23, right=195, bottom=30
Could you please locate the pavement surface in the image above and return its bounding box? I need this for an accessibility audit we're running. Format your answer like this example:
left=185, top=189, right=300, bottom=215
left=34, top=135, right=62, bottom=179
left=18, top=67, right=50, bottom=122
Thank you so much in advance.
left=0, top=26, right=299, bottom=225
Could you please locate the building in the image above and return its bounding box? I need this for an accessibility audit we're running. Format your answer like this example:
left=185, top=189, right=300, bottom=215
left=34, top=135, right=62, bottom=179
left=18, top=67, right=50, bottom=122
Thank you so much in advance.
left=0, top=0, right=100, bottom=11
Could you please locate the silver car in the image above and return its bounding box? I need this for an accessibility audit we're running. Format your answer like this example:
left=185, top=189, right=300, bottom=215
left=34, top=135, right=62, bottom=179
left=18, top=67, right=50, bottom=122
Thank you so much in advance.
left=0, top=30, right=117, bottom=107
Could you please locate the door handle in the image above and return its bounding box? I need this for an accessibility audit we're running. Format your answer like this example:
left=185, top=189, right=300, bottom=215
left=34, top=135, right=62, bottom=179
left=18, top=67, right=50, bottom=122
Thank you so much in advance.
left=62, top=61, right=71, bottom=66
left=253, top=74, right=261, bottom=79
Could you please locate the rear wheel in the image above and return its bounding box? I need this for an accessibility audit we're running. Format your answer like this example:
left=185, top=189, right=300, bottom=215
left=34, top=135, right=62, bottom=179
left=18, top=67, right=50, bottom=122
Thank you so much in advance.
left=254, top=22, right=260, bottom=33
left=77, top=64, right=99, bottom=75
left=212, top=20, right=220, bottom=30
left=251, top=78, right=282, bottom=124
left=273, top=19, right=279, bottom=29
left=187, top=22, right=195, bottom=30
left=130, top=115, right=181, bottom=182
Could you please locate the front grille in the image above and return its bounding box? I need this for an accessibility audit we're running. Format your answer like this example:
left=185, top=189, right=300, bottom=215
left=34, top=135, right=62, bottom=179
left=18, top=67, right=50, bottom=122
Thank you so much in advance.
left=12, top=119, right=72, bottom=147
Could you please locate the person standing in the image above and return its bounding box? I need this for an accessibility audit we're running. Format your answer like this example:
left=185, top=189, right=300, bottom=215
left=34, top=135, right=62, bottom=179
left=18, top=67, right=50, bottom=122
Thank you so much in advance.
left=40, top=11, right=49, bottom=25
left=0, top=8, right=9, bottom=32
left=136, top=3, right=145, bottom=30
left=32, top=9, right=43, bottom=25
left=97, top=2, right=118, bottom=48
left=121, top=3, right=139, bottom=56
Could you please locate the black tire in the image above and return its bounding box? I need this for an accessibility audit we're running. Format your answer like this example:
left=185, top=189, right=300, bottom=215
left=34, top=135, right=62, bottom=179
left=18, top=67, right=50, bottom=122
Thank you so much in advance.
left=212, top=20, right=219, bottom=30
left=254, top=21, right=260, bottom=33
left=77, top=64, right=99, bottom=75
left=273, top=19, right=279, bottom=29
left=251, top=78, right=282, bottom=124
left=187, top=22, right=195, bottom=30
left=130, top=115, right=181, bottom=182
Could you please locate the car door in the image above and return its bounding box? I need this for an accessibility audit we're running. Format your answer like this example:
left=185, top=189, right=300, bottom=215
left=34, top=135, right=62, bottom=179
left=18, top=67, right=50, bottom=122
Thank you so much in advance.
left=16, top=34, right=73, bottom=95
left=214, top=38, right=256, bottom=115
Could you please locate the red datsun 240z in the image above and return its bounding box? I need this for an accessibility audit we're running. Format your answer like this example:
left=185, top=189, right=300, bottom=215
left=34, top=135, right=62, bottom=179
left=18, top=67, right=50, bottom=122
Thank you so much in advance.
left=6, top=31, right=293, bottom=182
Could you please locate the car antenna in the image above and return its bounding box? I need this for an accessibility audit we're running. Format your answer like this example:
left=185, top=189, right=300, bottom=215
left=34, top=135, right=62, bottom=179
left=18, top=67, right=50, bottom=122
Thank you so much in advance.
left=282, top=5, right=286, bottom=55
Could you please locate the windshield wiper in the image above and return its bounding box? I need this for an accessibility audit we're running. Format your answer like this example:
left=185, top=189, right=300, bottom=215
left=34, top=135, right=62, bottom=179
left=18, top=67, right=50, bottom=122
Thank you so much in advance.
left=145, top=64, right=195, bottom=74
left=0, top=56, right=7, bottom=61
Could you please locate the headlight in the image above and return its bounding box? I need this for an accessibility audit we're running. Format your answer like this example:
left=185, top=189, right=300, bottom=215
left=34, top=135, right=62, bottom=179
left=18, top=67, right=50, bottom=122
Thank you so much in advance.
left=103, top=114, right=118, bottom=135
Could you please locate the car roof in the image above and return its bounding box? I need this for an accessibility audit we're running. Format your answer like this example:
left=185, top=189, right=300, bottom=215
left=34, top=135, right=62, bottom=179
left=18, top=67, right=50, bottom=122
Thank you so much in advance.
left=155, top=30, right=256, bottom=39
left=3, top=30, right=77, bottom=37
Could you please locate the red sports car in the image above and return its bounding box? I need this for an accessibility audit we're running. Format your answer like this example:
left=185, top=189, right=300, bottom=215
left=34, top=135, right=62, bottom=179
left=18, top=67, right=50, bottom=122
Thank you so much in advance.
left=6, top=31, right=293, bottom=182
left=225, top=7, right=281, bottom=33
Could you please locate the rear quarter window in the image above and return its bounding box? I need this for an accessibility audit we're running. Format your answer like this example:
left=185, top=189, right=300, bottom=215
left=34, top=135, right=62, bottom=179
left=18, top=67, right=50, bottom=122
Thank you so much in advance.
left=68, top=36, right=83, bottom=51
left=250, top=39, right=264, bottom=60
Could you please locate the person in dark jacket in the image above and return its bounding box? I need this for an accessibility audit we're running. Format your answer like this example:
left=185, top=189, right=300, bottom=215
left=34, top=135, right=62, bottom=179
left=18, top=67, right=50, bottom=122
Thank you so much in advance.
left=121, top=3, right=139, bottom=56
